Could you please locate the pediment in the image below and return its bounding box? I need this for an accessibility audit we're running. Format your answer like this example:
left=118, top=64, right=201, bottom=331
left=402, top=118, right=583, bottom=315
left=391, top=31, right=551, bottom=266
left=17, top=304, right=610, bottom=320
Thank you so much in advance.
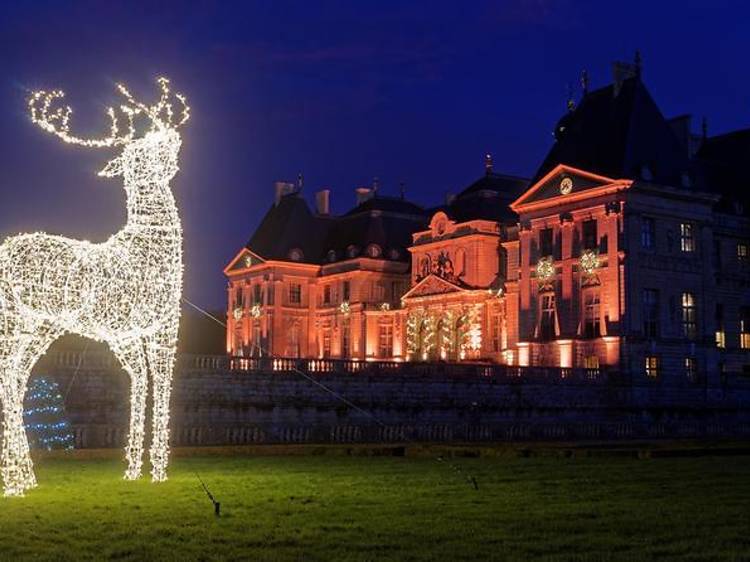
left=510, top=164, right=631, bottom=213
left=402, top=274, right=465, bottom=300
left=224, top=248, right=265, bottom=274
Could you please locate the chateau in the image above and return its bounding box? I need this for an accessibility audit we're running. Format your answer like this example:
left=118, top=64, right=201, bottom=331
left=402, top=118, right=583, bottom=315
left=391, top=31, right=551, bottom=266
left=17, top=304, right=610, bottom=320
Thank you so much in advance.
left=225, top=61, right=750, bottom=380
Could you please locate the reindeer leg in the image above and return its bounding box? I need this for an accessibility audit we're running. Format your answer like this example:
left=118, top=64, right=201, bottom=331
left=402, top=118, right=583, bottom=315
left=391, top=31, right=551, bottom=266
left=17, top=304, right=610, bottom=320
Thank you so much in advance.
left=1, top=327, right=64, bottom=495
left=1, top=381, right=36, bottom=497
left=112, top=342, right=148, bottom=480
left=146, top=333, right=177, bottom=482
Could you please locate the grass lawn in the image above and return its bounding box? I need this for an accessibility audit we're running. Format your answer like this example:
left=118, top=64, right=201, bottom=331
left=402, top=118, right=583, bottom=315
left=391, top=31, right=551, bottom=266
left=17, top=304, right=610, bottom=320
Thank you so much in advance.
left=0, top=451, right=749, bottom=561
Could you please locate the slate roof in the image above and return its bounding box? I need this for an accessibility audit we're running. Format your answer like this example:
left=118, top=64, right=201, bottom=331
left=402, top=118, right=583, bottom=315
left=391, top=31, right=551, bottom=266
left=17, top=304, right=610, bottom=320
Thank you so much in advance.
left=695, top=128, right=750, bottom=212
left=246, top=193, right=427, bottom=264
left=246, top=194, right=330, bottom=263
left=441, top=172, right=528, bottom=223
left=533, top=75, right=690, bottom=186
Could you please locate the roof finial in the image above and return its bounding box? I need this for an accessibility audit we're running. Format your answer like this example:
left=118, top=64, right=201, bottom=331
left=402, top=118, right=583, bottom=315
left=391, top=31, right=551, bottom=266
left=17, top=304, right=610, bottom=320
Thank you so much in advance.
left=372, top=176, right=379, bottom=193
left=701, top=116, right=708, bottom=141
left=484, top=153, right=493, bottom=175
left=634, top=50, right=642, bottom=77
left=580, top=69, right=589, bottom=96
left=297, top=172, right=304, bottom=190
left=566, top=82, right=575, bottom=111
left=399, top=181, right=406, bottom=200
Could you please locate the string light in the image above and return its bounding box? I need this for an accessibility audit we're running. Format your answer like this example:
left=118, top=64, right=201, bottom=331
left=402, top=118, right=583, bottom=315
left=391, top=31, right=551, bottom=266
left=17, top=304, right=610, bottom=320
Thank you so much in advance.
left=580, top=249, right=600, bottom=276
left=0, top=77, right=189, bottom=496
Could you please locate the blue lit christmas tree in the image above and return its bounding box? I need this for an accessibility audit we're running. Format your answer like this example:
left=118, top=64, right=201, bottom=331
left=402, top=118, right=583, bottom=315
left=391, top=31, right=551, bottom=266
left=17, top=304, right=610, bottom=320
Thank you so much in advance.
left=23, top=377, right=75, bottom=450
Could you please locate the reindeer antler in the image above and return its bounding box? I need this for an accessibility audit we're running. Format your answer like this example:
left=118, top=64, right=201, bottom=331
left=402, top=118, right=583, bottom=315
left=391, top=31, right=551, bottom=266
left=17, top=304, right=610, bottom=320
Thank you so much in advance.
left=28, top=90, right=135, bottom=147
left=117, top=77, right=190, bottom=130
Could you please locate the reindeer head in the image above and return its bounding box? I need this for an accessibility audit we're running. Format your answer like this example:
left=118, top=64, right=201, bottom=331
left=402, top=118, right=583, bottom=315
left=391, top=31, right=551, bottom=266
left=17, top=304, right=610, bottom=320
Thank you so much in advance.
left=29, top=77, right=189, bottom=185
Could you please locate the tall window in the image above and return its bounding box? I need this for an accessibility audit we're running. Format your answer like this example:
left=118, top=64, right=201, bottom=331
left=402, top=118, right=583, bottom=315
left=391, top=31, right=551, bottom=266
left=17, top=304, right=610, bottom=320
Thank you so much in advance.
left=289, top=323, right=300, bottom=358
left=540, top=293, right=556, bottom=340
left=681, top=292, right=697, bottom=339
left=583, top=291, right=601, bottom=339
left=323, top=285, right=331, bottom=305
left=645, top=355, right=660, bottom=378
left=253, top=284, right=262, bottom=305
left=322, top=329, right=331, bottom=358
left=684, top=357, right=696, bottom=381
left=378, top=324, right=393, bottom=358
left=713, top=239, right=722, bottom=270
left=234, top=287, right=244, bottom=309
left=641, top=217, right=655, bottom=249
left=680, top=223, right=695, bottom=253
left=491, top=314, right=501, bottom=352
left=715, top=304, right=725, bottom=349
left=642, top=289, right=659, bottom=338
left=741, top=307, right=750, bottom=350
left=540, top=228, right=554, bottom=257
left=289, top=283, right=302, bottom=305
left=738, top=242, right=749, bottom=264
left=341, top=320, right=350, bottom=357
left=343, top=280, right=351, bottom=301
left=582, top=220, right=597, bottom=251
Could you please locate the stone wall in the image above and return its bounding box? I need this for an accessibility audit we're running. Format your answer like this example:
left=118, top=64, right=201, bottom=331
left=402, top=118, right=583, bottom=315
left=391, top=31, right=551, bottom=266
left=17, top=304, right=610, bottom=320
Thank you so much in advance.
left=28, top=352, right=750, bottom=449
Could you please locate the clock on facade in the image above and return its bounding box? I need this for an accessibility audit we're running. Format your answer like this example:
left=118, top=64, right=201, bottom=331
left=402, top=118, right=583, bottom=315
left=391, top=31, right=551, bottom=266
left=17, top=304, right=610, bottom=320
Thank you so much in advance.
left=560, top=177, right=573, bottom=195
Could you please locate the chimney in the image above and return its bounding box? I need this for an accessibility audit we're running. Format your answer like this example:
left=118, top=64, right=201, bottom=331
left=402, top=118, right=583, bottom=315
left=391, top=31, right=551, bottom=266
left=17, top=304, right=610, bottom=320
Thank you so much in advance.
left=611, top=60, right=637, bottom=96
left=274, top=181, right=296, bottom=206
left=355, top=187, right=374, bottom=206
left=315, top=189, right=330, bottom=215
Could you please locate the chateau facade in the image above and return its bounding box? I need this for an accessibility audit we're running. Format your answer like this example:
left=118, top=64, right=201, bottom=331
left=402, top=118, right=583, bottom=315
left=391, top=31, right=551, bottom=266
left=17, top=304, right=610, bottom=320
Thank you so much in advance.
left=225, top=62, right=750, bottom=380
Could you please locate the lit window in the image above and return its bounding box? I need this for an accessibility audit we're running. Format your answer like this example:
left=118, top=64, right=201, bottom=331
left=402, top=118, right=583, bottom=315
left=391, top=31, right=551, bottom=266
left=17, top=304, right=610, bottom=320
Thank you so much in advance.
left=715, top=304, right=725, bottom=349
left=322, top=329, right=331, bottom=358
left=681, top=292, right=697, bottom=339
left=642, top=289, right=659, bottom=338
left=341, top=319, right=350, bottom=358
left=583, top=291, right=601, bottom=339
left=289, top=283, right=301, bottom=305
left=491, top=314, right=501, bottom=352
left=540, top=293, right=556, bottom=340
left=584, top=355, right=600, bottom=370
left=738, top=242, right=749, bottom=263
left=685, top=357, right=696, bottom=380
left=378, top=323, right=393, bottom=358
left=645, top=356, right=660, bottom=378
left=680, top=223, right=695, bottom=252
left=641, top=217, right=655, bottom=249
left=741, top=307, right=750, bottom=350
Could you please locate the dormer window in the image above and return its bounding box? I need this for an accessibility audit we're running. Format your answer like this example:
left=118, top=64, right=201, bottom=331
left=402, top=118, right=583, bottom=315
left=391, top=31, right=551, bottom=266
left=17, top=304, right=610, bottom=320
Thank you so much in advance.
left=641, top=165, right=653, bottom=181
left=326, top=250, right=337, bottom=262
left=388, top=248, right=400, bottom=260
left=346, top=245, right=359, bottom=258
left=366, top=244, right=382, bottom=258
left=288, top=248, right=303, bottom=262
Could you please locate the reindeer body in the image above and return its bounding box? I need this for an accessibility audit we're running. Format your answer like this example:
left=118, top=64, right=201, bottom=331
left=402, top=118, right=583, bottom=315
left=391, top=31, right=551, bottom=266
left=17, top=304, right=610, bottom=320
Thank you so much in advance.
left=0, top=80, right=188, bottom=496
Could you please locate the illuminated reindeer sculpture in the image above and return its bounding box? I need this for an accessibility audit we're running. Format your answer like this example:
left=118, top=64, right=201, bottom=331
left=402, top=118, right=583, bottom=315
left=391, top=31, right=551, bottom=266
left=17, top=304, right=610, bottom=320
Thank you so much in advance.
left=0, top=78, right=188, bottom=496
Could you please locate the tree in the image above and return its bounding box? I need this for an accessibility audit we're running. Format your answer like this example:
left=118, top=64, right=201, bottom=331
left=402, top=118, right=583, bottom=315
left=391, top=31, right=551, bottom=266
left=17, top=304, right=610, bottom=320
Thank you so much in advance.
left=23, top=377, right=75, bottom=450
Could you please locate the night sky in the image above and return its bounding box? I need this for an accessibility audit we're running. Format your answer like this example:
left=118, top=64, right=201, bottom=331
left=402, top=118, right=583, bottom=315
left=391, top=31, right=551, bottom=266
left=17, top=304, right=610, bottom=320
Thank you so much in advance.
left=0, top=1, right=747, bottom=308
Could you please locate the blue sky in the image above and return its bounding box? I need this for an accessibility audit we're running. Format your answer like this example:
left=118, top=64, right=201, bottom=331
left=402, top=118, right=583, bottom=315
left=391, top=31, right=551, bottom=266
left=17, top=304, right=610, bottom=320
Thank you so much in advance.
left=0, top=1, right=747, bottom=307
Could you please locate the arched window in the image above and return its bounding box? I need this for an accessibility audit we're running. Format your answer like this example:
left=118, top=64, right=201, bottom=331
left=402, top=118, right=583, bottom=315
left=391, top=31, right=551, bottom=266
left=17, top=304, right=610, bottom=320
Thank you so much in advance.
left=366, top=244, right=382, bottom=258
left=288, top=248, right=303, bottom=262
